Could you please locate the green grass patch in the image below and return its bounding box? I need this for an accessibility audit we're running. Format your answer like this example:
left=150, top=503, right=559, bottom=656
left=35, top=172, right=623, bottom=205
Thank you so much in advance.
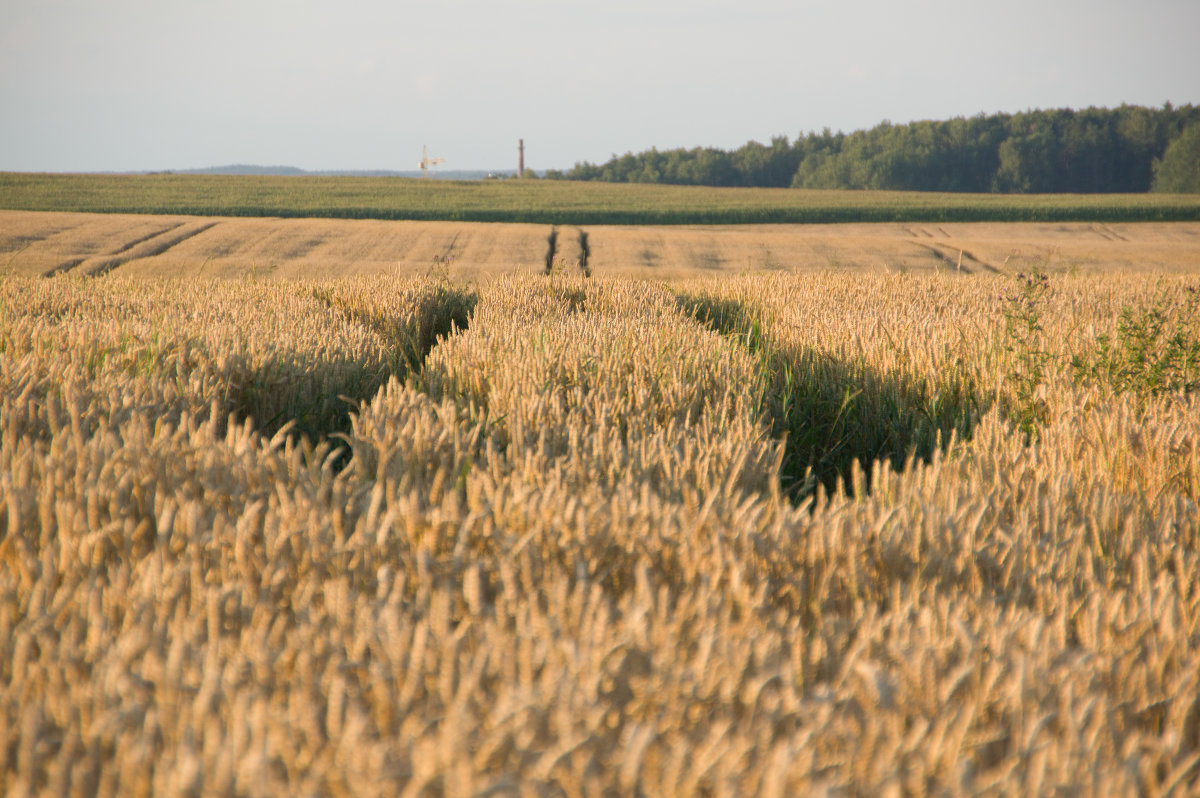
left=3, top=172, right=1199, bottom=225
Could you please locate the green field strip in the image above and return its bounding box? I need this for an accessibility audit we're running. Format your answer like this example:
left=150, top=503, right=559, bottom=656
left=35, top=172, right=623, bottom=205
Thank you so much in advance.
left=2, top=172, right=1199, bottom=225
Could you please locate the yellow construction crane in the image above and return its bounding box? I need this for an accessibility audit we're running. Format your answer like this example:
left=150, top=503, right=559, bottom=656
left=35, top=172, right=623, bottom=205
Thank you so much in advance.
left=418, top=145, right=445, bottom=178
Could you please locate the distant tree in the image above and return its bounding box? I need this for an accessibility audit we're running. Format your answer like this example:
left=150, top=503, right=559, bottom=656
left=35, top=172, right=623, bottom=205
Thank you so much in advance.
left=545, top=105, right=1198, bottom=193
left=731, top=136, right=799, bottom=187
left=993, top=111, right=1063, bottom=193
left=1152, top=123, right=1200, bottom=193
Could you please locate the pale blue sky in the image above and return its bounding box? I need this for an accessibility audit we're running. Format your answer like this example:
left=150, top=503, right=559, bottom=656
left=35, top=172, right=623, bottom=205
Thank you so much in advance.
left=2, top=0, right=1198, bottom=173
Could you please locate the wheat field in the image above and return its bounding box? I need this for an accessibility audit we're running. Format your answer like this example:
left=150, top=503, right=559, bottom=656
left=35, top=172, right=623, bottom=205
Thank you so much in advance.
left=5, top=210, right=1200, bottom=280
left=2, top=217, right=1200, bottom=794
left=0, top=212, right=551, bottom=280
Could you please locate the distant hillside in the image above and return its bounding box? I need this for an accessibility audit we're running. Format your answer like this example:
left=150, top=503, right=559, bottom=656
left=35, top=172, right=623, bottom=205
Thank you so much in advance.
left=174, top=165, right=308, bottom=176
left=164, top=165, right=499, bottom=180
left=548, top=105, right=1200, bottom=194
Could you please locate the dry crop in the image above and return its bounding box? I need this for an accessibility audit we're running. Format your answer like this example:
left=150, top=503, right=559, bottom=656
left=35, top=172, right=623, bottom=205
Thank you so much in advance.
left=6, top=210, right=1200, bottom=282
left=0, top=212, right=550, bottom=280
left=2, top=268, right=1199, bottom=796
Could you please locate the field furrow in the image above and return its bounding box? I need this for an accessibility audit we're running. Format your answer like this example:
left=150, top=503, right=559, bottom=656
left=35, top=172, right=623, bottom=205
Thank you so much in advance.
left=3, top=224, right=1200, bottom=795
left=6, top=211, right=1200, bottom=280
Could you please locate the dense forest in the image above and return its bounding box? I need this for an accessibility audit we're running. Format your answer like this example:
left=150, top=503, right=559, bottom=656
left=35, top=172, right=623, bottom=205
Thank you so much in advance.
left=545, top=105, right=1200, bottom=193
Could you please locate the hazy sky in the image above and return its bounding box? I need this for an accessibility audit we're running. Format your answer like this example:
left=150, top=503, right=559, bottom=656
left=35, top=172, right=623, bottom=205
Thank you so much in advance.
left=2, top=0, right=1198, bottom=173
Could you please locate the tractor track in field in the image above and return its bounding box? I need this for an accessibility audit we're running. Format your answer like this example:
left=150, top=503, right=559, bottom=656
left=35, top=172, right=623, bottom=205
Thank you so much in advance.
left=915, top=242, right=1002, bottom=274
left=43, top=221, right=218, bottom=277
left=1091, top=223, right=1130, bottom=242
left=43, top=257, right=87, bottom=277
left=544, top=227, right=559, bottom=273
left=109, top=222, right=187, bottom=255
left=579, top=229, right=591, bottom=276
left=544, top=226, right=590, bottom=276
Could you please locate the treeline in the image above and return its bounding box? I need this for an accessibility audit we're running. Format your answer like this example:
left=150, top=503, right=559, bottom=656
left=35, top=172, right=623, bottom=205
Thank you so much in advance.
left=546, top=105, right=1200, bottom=193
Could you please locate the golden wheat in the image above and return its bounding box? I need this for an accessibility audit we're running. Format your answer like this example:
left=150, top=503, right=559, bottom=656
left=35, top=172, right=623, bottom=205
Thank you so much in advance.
left=7, top=211, right=1200, bottom=280
left=2, top=266, right=1198, bottom=796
